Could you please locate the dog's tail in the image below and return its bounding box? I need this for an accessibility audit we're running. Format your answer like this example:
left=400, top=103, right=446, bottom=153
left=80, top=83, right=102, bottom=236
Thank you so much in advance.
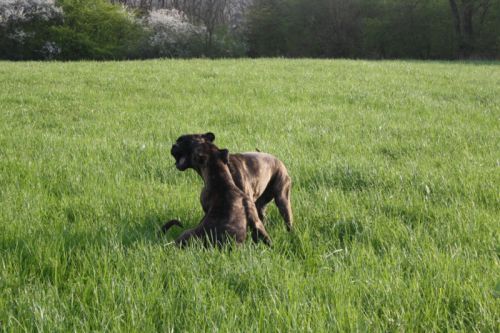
left=161, top=219, right=183, bottom=234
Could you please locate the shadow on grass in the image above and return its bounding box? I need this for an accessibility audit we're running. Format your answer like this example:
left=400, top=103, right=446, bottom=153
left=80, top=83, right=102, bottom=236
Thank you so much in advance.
left=381, top=203, right=435, bottom=229
left=118, top=212, right=191, bottom=248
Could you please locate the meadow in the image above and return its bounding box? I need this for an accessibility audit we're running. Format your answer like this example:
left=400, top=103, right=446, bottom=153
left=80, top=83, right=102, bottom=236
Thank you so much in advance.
left=0, top=59, right=499, bottom=332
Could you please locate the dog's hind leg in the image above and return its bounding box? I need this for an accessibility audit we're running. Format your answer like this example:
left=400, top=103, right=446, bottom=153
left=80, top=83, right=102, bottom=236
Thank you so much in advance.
left=174, top=222, right=209, bottom=247
left=274, top=174, right=293, bottom=231
left=255, top=187, right=274, bottom=223
left=175, top=228, right=203, bottom=247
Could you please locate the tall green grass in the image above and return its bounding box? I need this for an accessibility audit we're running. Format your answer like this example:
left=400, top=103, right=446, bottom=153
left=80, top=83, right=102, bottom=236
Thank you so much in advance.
left=0, top=59, right=499, bottom=332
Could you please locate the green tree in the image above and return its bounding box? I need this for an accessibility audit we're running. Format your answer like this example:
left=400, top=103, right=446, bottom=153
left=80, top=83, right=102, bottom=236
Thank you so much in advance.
left=53, top=0, right=145, bottom=59
left=361, top=0, right=456, bottom=59
left=245, top=0, right=290, bottom=57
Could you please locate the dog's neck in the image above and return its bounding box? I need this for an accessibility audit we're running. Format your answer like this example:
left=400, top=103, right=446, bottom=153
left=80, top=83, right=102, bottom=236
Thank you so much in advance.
left=199, top=159, right=236, bottom=193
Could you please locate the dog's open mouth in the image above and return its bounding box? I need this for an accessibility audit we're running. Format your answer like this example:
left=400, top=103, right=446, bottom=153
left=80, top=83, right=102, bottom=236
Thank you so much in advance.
left=176, top=155, right=189, bottom=170
left=171, top=142, right=192, bottom=171
left=172, top=149, right=189, bottom=171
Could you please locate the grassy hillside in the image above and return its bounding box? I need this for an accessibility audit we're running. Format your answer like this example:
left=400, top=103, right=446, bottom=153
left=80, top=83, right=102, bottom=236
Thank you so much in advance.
left=0, top=59, right=499, bottom=332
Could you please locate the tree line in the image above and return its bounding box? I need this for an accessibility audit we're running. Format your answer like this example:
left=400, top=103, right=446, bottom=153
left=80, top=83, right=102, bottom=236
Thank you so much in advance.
left=244, top=0, right=499, bottom=59
left=1, top=0, right=499, bottom=60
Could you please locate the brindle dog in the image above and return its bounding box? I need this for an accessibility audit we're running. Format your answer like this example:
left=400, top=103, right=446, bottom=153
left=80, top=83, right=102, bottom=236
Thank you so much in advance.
left=163, top=143, right=272, bottom=247
left=171, top=133, right=293, bottom=231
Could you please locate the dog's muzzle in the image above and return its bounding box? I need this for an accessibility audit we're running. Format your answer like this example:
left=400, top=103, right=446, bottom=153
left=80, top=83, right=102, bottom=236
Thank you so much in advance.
left=171, top=144, right=179, bottom=156
left=171, top=144, right=189, bottom=170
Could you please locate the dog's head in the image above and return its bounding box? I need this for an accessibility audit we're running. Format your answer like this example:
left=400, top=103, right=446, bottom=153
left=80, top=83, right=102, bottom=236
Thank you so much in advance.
left=170, top=132, right=216, bottom=171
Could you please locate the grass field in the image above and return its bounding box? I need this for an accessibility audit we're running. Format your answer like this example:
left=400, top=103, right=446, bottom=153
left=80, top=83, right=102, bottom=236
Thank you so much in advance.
left=0, top=59, right=499, bottom=332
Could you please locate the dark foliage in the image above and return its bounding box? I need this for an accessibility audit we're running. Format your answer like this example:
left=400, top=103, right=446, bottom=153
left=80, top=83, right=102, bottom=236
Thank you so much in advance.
left=245, top=0, right=500, bottom=59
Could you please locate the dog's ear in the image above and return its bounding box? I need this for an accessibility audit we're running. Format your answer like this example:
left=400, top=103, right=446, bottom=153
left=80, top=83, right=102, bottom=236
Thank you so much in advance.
left=219, top=149, right=229, bottom=164
left=203, top=132, right=215, bottom=142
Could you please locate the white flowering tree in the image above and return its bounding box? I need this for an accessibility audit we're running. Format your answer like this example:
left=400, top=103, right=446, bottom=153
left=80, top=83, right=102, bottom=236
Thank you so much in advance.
left=0, top=0, right=63, bottom=59
left=146, top=8, right=206, bottom=57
